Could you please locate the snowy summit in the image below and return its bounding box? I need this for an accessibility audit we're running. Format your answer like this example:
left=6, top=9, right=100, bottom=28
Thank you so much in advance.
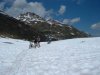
left=16, top=12, right=45, bottom=25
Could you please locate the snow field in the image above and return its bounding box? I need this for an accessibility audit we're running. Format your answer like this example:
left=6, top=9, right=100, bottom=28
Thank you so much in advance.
left=0, top=37, right=100, bottom=75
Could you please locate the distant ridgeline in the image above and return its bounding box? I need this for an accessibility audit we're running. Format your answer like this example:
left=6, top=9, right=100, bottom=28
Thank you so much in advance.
left=0, top=10, right=90, bottom=41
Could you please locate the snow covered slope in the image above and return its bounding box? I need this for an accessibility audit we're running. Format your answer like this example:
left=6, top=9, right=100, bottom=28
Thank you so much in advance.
left=0, top=37, right=100, bottom=75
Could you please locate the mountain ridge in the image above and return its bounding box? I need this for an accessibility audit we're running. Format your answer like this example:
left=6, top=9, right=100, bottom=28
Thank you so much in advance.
left=0, top=10, right=90, bottom=41
left=16, top=12, right=90, bottom=39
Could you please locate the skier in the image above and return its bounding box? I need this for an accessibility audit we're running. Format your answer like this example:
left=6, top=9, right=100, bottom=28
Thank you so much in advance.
left=47, top=36, right=52, bottom=44
left=34, top=38, right=38, bottom=48
left=29, top=41, right=33, bottom=49
left=37, top=36, right=41, bottom=47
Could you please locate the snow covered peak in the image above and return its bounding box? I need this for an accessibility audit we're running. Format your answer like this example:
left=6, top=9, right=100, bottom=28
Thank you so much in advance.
left=17, top=12, right=63, bottom=26
left=46, top=19, right=63, bottom=26
left=16, top=12, right=45, bottom=25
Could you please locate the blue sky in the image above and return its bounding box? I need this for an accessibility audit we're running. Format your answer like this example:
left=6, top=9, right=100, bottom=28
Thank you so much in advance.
left=0, top=0, right=100, bottom=36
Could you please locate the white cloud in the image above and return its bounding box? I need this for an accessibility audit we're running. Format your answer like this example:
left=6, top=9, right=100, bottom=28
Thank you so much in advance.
left=27, top=2, right=46, bottom=17
left=72, top=0, right=85, bottom=5
left=58, top=5, right=66, bottom=15
left=0, top=2, right=5, bottom=10
left=5, top=0, right=52, bottom=18
left=5, top=0, right=26, bottom=17
left=91, top=23, right=100, bottom=30
left=45, top=9, right=53, bottom=19
left=63, top=17, right=80, bottom=25
left=76, top=0, right=81, bottom=4
left=0, top=0, right=14, bottom=5
left=13, top=0, right=27, bottom=8
left=72, top=0, right=80, bottom=4
left=71, top=17, right=80, bottom=23
left=63, top=19, right=70, bottom=24
left=3, top=0, right=14, bottom=2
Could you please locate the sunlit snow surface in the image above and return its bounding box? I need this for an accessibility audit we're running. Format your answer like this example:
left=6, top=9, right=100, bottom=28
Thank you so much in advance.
left=0, top=37, right=100, bottom=75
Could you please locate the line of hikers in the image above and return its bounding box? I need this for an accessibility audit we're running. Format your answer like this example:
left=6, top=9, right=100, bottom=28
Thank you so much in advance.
left=29, top=36, right=41, bottom=48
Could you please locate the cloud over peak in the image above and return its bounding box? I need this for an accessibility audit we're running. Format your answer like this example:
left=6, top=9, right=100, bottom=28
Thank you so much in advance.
left=91, top=23, right=100, bottom=30
left=0, top=0, right=54, bottom=18
left=0, top=0, right=67, bottom=19
left=5, top=0, right=49, bottom=17
left=63, top=17, right=80, bottom=25
left=0, top=2, right=5, bottom=10
left=58, top=5, right=66, bottom=15
left=13, top=0, right=27, bottom=8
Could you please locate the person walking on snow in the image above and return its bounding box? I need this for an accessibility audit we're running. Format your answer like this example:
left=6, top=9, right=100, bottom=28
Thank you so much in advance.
left=37, top=36, right=41, bottom=47
left=34, top=38, right=38, bottom=48
left=29, top=41, right=34, bottom=49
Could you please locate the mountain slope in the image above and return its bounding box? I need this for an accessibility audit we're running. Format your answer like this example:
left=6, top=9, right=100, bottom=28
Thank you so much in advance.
left=0, top=11, right=42, bottom=40
left=17, top=12, right=89, bottom=40
left=0, top=37, right=100, bottom=75
left=0, top=11, right=89, bottom=41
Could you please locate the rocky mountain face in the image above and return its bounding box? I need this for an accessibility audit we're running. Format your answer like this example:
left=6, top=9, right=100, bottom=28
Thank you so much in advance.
left=17, top=12, right=89, bottom=40
left=0, top=11, right=89, bottom=41
left=0, top=11, right=45, bottom=41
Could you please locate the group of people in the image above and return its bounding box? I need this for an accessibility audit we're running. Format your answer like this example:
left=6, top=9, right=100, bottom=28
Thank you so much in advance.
left=29, top=36, right=40, bottom=49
